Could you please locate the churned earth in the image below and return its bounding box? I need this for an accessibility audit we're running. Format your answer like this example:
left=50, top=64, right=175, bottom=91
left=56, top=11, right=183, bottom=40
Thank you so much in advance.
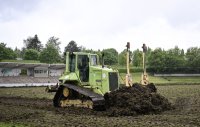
left=104, top=83, right=173, bottom=116
left=0, top=85, right=200, bottom=127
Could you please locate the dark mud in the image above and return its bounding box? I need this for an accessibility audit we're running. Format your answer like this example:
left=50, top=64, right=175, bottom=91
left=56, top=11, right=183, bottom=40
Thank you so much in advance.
left=1, top=94, right=200, bottom=127
left=104, top=83, right=173, bottom=116
left=0, top=96, right=106, bottom=117
left=2, top=85, right=200, bottom=127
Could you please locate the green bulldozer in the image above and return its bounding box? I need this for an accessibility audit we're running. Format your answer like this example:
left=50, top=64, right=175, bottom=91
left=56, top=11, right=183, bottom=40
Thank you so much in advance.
left=47, top=43, right=156, bottom=110
left=48, top=51, right=119, bottom=110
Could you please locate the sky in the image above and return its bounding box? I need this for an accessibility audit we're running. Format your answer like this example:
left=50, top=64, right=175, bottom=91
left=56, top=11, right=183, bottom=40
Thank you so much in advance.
left=0, top=0, right=200, bottom=53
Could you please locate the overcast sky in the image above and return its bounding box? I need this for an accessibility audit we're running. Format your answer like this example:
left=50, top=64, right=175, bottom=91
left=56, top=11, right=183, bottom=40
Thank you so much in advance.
left=0, top=0, right=200, bottom=53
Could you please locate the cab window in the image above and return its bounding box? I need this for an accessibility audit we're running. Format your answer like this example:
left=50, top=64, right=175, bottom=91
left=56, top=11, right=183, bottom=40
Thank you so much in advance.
left=91, top=55, right=97, bottom=66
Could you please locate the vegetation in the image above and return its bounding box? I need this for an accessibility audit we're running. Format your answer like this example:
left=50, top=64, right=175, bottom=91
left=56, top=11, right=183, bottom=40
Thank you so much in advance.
left=0, top=42, right=17, bottom=61
left=0, top=122, right=26, bottom=127
left=39, top=37, right=62, bottom=64
left=119, top=72, right=200, bottom=85
left=23, top=34, right=43, bottom=52
left=1, top=59, right=40, bottom=63
left=132, top=49, right=142, bottom=67
left=1, top=34, right=200, bottom=74
left=102, top=48, right=118, bottom=65
left=24, top=49, right=40, bottom=60
left=186, top=47, right=200, bottom=67
left=64, top=40, right=81, bottom=53
left=0, top=87, right=54, bottom=99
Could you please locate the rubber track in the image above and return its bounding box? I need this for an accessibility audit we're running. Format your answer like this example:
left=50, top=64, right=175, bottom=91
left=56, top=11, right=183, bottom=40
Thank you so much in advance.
left=53, top=85, right=64, bottom=107
left=62, top=84, right=105, bottom=110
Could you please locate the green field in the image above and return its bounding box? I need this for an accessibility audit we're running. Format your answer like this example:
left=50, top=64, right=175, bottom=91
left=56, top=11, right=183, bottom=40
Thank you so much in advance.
left=0, top=87, right=55, bottom=99
left=119, top=72, right=200, bottom=85
left=1, top=59, right=63, bottom=64
left=1, top=59, right=41, bottom=63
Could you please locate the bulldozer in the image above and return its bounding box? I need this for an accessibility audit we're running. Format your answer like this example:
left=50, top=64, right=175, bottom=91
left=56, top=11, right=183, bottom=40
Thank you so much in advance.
left=47, top=42, right=156, bottom=110
left=48, top=51, right=119, bottom=110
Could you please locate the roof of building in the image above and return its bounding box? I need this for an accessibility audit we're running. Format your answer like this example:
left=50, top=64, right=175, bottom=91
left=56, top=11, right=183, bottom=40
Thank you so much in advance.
left=0, top=62, right=65, bottom=69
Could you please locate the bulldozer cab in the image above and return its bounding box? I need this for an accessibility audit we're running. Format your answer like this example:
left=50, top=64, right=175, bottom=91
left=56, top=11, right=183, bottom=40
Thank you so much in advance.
left=67, top=52, right=99, bottom=82
left=77, top=55, right=89, bottom=82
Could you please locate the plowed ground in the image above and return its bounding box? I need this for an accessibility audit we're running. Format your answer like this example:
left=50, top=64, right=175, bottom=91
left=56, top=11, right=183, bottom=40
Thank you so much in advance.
left=1, top=85, right=200, bottom=127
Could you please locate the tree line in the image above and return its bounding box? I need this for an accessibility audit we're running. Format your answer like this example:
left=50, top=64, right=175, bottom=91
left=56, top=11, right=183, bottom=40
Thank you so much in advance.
left=0, top=34, right=200, bottom=73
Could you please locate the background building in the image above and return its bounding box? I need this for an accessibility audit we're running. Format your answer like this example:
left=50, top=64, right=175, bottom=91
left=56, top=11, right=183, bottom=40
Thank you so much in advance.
left=0, top=62, right=65, bottom=87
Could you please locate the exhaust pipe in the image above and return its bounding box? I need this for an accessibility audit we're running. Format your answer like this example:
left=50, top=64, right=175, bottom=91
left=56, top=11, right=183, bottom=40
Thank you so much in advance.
left=102, top=53, right=105, bottom=68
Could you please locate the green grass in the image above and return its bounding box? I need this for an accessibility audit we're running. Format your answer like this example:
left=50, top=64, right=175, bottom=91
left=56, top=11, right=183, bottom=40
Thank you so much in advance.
left=157, top=85, right=200, bottom=103
left=119, top=72, right=200, bottom=85
left=1, top=59, right=64, bottom=64
left=0, top=87, right=55, bottom=99
left=0, top=122, right=27, bottom=127
left=1, top=59, right=40, bottom=63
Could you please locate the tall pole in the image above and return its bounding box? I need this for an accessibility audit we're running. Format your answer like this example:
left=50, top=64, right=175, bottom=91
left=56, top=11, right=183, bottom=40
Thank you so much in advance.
left=125, top=42, right=132, bottom=87
left=142, top=51, right=146, bottom=74
left=141, top=43, right=148, bottom=85
left=127, top=44, right=130, bottom=75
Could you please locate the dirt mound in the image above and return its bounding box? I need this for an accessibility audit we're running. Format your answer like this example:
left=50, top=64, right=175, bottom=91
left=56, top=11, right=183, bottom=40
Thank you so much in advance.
left=104, top=83, right=173, bottom=116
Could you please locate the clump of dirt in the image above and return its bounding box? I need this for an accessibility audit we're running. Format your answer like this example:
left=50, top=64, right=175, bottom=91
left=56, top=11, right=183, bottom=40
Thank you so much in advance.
left=104, top=83, right=173, bottom=116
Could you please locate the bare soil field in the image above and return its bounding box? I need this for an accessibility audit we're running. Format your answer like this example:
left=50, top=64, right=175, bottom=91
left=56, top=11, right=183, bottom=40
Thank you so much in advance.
left=1, top=85, right=200, bottom=127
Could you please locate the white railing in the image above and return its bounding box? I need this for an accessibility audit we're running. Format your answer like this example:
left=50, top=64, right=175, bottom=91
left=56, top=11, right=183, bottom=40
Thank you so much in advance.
left=0, top=83, right=56, bottom=87
left=154, top=74, right=200, bottom=77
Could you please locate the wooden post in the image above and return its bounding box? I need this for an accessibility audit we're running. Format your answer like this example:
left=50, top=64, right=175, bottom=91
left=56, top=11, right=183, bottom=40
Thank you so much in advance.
left=141, top=43, right=148, bottom=85
left=125, top=42, right=132, bottom=87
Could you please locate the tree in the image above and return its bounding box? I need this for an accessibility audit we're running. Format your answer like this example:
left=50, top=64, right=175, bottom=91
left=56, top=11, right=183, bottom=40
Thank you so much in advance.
left=64, top=40, right=81, bottom=53
left=40, top=44, right=61, bottom=64
left=23, top=34, right=43, bottom=51
left=118, top=50, right=126, bottom=65
left=14, top=47, right=22, bottom=58
left=186, top=47, right=200, bottom=67
left=147, top=46, right=187, bottom=73
left=47, top=36, right=61, bottom=53
left=165, top=46, right=185, bottom=68
left=147, top=48, right=166, bottom=72
left=132, top=49, right=142, bottom=67
left=24, top=49, right=39, bottom=60
left=0, top=42, right=16, bottom=61
left=20, top=47, right=26, bottom=59
left=102, top=48, right=118, bottom=65
left=63, top=40, right=81, bottom=63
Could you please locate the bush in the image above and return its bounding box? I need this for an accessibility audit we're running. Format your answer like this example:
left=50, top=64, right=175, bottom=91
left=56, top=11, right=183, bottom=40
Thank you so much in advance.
left=118, top=67, right=143, bottom=73
left=147, top=67, right=200, bottom=74
left=118, top=67, right=200, bottom=74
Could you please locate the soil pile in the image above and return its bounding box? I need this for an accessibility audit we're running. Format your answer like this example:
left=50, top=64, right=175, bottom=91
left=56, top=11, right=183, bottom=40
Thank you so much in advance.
left=104, top=83, right=173, bottom=116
